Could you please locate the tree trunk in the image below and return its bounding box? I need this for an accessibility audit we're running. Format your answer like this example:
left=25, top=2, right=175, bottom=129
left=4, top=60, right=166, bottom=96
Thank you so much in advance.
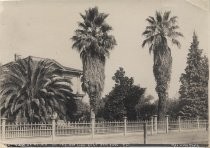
left=83, top=54, right=105, bottom=113
left=153, top=46, right=172, bottom=121
left=157, top=92, right=167, bottom=120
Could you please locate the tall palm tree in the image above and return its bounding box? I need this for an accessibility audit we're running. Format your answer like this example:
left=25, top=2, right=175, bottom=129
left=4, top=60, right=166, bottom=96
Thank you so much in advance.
left=72, top=7, right=116, bottom=116
left=0, top=58, right=75, bottom=123
left=142, top=11, right=183, bottom=120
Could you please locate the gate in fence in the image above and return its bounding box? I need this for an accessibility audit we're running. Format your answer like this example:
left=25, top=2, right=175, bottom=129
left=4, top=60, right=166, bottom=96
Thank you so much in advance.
left=0, top=116, right=208, bottom=140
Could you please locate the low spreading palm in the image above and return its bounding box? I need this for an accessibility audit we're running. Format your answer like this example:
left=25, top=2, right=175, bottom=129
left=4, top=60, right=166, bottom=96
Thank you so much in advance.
left=142, top=11, right=183, bottom=120
left=0, top=58, right=74, bottom=123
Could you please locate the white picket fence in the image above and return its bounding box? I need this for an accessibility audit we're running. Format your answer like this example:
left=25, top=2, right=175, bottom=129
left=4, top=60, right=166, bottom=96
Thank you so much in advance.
left=56, top=122, right=91, bottom=136
left=0, top=116, right=208, bottom=139
left=4, top=123, right=53, bottom=138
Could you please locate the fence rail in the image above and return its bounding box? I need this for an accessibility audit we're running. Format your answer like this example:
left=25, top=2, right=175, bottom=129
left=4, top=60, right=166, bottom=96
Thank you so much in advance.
left=0, top=116, right=208, bottom=140
left=5, top=123, right=52, bottom=138
left=95, top=121, right=124, bottom=134
left=56, top=122, right=91, bottom=136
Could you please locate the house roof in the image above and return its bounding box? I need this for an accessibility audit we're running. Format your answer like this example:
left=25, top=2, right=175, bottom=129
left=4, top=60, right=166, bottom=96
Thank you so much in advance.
left=2, top=55, right=83, bottom=76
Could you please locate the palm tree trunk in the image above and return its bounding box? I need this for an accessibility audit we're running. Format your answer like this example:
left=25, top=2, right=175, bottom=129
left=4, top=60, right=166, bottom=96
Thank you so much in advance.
left=83, top=55, right=105, bottom=114
left=153, top=47, right=172, bottom=121
left=157, top=92, right=167, bottom=120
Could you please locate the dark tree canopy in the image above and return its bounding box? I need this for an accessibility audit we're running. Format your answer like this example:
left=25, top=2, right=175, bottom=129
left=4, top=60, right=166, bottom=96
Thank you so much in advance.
left=135, top=95, right=157, bottom=120
left=66, top=99, right=90, bottom=122
left=102, top=67, right=145, bottom=120
left=178, top=32, right=208, bottom=119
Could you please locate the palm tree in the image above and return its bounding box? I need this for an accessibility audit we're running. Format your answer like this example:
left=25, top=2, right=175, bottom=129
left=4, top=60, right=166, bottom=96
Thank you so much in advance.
left=0, top=58, right=75, bottom=123
left=72, top=7, right=116, bottom=116
left=142, top=11, right=183, bottom=120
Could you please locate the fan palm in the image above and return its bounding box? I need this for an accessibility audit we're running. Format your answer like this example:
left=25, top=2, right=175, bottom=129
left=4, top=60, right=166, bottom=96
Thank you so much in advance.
left=72, top=7, right=116, bottom=115
left=0, top=58, right=74, bottom=123
left=142, top=11, right=183, bottom=120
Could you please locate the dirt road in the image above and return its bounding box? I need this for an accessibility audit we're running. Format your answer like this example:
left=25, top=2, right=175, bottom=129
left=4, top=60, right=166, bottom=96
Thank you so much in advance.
left=1, top=130, right=208, bottom=145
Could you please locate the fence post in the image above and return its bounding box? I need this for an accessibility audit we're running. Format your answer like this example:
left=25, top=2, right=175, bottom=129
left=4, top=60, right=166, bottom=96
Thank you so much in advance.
left=165, top=115, right=169, bottom=134
left=51, top=117, right=56, bottom=141
left=1, top=118, right=6, bottom=140
left=153, top=115, right=157, bottom=134
left=123, top=116, right=127, bottom=136
left=143, top=122, right=147, bottom=144
left=91, top=114, right=95, bottom=139
left=197, top=116, right=199, bottom=129
left=150, top=116, right=153, bottom=135
left=178, top=116, right=181, bottom=132
left=206, top=120, right=208, bottom=131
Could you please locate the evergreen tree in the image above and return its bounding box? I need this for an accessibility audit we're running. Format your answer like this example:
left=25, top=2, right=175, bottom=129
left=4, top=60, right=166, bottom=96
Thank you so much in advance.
left=178, top=32, right=208, bottom=119
left=103, top=67, right=145, bottom=120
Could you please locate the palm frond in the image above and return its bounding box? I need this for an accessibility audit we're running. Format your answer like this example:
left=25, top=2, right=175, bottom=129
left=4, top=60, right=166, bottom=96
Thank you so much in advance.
left=169, top=31, right=183, bottom=38
left=94, top=13, right=109, bottom=26
left=80, top=13, right=86, bottom=20
left=101, top=23, right=112, bottom=32
left=146, top=26, right=156, bottom=31
left=142, top=30, right=153, bottom=35
left=78, top=22, right=88, bottom=29
left=169, top=25, right=179, bottom=30
left=155, top=11, right=162, bottom=23
left=171, top=38, right=181, bottom=48
left=169, top=16, right=178, bottom=24
left=86, top=7, right=99, bottom=22
left=4, top=93, right=16, bottom=108
left=163, top=11, right=171, bottom=21
left=146, top=16, right=155, bottom=25
left=149, top=44, right=154, bottom=54
left=142, top=36, right=154, bottom=47
left=11, top=102, right=24, bottom=114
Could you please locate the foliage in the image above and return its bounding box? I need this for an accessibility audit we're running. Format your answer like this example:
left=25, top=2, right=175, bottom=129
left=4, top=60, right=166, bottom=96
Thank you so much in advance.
left=0, top=58, right=75, bottom=123
left=165, top=99, right=180, bottom=120
left=135, top=95, right=157, bottom=120
left=66, top=99, right=90, bottom=122
left=0, top=63, right=2, bottom=75
left=72, top=7, right=116, bottom=113
left=102, top=67, right=145, bottom=120
left=95, top=96, right=108, bottom=121
left=135, top=95, right=181, bottom=120
left=178, top=32, right=208, bottom=119
left=142, top=11, right=183, bottom=120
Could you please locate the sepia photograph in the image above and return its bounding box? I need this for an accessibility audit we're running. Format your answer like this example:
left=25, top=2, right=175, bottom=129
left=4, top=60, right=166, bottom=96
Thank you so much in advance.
left=0, top=0, right=209, bottom=147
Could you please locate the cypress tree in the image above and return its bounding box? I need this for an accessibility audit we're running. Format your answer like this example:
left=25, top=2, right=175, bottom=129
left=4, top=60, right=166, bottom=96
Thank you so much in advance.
left=178, top=32, right=208, bottom=119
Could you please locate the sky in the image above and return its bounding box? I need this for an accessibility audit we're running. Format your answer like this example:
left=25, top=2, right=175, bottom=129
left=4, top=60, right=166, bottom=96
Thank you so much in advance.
left=0, top=0, right=208, bottom=102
